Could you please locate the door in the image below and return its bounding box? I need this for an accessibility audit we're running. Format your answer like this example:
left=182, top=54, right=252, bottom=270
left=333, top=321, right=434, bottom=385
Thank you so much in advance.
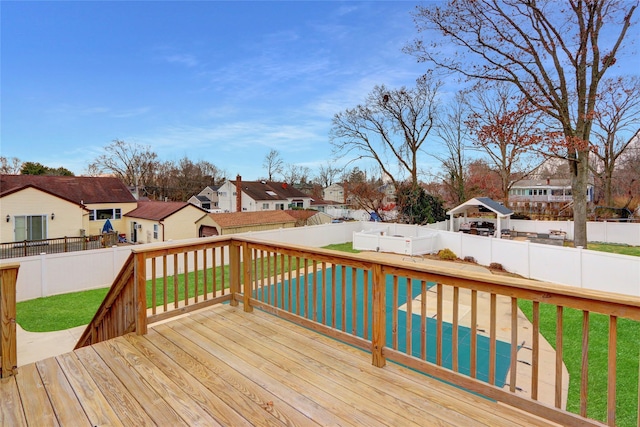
left=14, top=215, right=47, bottom=241
left=130, top=222, right=138, bottom=243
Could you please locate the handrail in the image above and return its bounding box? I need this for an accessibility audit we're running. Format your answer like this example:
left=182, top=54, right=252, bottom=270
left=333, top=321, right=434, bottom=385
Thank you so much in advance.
left=72, top=235, right=640, bottom=426
left=0, top=263, right=19, bottom=378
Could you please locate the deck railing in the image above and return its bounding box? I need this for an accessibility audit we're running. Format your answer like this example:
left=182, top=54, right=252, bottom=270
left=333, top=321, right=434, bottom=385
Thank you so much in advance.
left=0, top=232, right=118, bottom=259
left=0, top=263, right=19, bottom=378
left=75, top=235, right=640, bottom=427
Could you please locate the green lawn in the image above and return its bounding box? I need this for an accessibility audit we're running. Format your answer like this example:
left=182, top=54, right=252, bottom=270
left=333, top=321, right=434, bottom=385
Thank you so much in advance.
left=17, top=252, right=303, bottom=332
left=518, top=302, right=640, bottom=426
left=322, top=242, right=361, bottom=253
left=587, top=242, right=640, bottom=257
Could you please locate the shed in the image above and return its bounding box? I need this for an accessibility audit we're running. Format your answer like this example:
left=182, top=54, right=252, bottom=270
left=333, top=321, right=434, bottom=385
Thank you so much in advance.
left=446, top=197, right=513, bottom=238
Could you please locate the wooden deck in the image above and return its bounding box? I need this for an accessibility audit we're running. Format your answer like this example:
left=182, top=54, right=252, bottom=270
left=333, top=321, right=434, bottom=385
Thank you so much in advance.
left=1, top=304, right=560, bottom=427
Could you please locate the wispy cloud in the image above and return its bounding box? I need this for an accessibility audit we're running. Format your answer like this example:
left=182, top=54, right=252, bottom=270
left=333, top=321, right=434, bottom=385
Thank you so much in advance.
left=164, top=53, right=199, bottom=67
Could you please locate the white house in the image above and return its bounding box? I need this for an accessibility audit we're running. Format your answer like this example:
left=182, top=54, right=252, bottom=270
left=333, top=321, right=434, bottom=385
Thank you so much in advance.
left=217, top=176, right=313, bottom=212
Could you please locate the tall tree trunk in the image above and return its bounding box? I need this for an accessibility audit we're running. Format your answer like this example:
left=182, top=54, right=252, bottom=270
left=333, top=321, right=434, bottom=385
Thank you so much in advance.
left=572, top=150, right=590, bottom=247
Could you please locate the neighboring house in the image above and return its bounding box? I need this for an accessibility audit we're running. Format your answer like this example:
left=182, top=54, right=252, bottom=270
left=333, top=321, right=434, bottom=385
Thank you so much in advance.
left=322, top=183, right=345, bottom=204
left=124, top=200, right=208, bottom=243
left=509, top=178, right=594, bottom=209
left=188, top=185, right=220, bottom=211
left=217, top=176, right=313, bottom=212
left=0, top=175, right=137, bottom=244
left=310, top=198, right=347, bottom=214
left=196, top=211, right=296, bottom=236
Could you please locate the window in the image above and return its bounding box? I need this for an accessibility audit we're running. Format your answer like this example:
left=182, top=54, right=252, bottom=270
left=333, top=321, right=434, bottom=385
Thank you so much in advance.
left=275, top=203, right=285, bottom=210
left=262, top=203, right=270, bottom=210
left=218, top=191, right=227, bottom=197
left=153, top=224, right=159, bottom=239
left=89, top=208, right=121, bottom=221
left=14, top=215, right=47, bottom=241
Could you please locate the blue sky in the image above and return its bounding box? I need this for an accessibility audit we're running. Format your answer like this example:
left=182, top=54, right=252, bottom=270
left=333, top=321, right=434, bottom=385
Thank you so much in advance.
left=2, top=1, right=434, bottom=179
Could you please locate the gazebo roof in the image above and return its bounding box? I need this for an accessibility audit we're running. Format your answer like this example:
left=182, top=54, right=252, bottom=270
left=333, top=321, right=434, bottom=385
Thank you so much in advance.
left=446, top=197, right=513, bottom=217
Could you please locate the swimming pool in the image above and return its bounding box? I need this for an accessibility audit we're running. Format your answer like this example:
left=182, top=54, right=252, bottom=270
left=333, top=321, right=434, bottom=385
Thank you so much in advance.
left=254, top=266, right=512, bottom=387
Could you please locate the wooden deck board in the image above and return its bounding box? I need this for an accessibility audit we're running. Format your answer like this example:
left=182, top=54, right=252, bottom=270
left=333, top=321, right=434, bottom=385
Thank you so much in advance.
left=13, top=363, right=58, bottom=426
left=1, top=304, right=562, bottom=426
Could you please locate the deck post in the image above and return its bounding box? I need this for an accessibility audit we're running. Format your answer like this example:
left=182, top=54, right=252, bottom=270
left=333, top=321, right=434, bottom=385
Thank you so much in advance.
left=134, top=252, right=148, bottom=335
left=242, top=242, right=253, bottom=312
left=229, top=241, right=240, bottom=307
left=0, top=264, right=19, bottom=378
left=371, top=263, right=386, bottom=368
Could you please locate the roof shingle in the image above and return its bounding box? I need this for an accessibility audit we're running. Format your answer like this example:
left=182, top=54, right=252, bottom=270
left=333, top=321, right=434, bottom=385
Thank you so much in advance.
left=0, top=175, right=136, bottom=204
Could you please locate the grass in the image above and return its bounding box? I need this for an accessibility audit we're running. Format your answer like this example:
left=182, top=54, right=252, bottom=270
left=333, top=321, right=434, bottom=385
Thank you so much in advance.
left=518, top=302, right=640, bottom=426
left=587, top=242, right=640, bottom=257
left=17, top=287, right=110, bottom=332
left=17, top=252, right=307, bottom=332
left=322, top=242, right=361, bottom=253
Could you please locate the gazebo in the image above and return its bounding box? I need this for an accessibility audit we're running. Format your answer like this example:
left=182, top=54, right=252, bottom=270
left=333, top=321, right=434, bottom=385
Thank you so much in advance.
left=446, top=197, right=513, bottom=239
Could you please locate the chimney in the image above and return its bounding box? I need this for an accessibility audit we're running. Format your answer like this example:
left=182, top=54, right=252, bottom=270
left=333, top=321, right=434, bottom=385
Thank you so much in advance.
left=546, top=178, right=550, bottom=185
left=235, top=175, right=242, bottom=212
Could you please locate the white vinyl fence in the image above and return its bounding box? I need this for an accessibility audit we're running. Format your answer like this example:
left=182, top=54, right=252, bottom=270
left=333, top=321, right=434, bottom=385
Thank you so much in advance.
left=3, top=220, right=639, bottom=302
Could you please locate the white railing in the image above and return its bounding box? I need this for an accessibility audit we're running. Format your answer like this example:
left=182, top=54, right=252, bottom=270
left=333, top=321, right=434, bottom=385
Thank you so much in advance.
left=4, top=220, right=640, bottom=301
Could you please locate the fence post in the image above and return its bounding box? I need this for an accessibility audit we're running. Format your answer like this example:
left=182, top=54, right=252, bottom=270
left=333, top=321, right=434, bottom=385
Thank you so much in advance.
left=134, top=252, right=147, bottom=335
left=229, top=241, right=240, bottom=307
left=371, top=263, right=386, bottom=368
left=242, top=242, right=253, bottom=313
left=1, top=264, right=19, bottom=378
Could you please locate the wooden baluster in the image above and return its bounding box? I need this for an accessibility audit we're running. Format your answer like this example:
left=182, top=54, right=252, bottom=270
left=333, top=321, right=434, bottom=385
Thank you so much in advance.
left=452, top=286, right=459, bottom=372
left=510, top=297, right=518, bottom=393
left=229, top=242, right=239, bottom=306
left=194, top=250, right=199, bottom=303
left=555, top=306, right=564, bottom=408
left=303, top=259, right=309, bottom=317
left=392, top=276, right=398, bottom=350
left=371, top=264, right=386, bottom=368
left=181, top=252, right=188, bottom=306
left=203, top=248, right=208, bottom=300
left=243, top=243, right=253, bottom=312
left=220, top=248, right=225, bottom=296
left=321, top=262, right=327, bottom=324
left=312, top=260, right=318, bottom=322
left=489, top=293, right=497, bottom=385
left=363, top=269, right=369, bottom=340
left=351, top=267, right=357, bottom=335
left=580, top=310, right=590, bottom=418
left=287, top=255, right=293, bottom=312
left=134, top=252, right=147, bottom=335
left=470, top=289, right=478, bottom=378
left=151, top=257, right=157, bottom=315
left=331, top=265, right=336, bottom=328
left=531, top=301, right=540, bottom=401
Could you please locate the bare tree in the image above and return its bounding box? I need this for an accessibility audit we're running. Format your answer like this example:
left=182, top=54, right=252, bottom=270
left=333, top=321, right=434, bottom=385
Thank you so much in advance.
left=282, top=163, right=311, bottom=185
left=0, top=156, right=22, bottom=174
left=433, top=92, right=471, bottom=205
left=590, top=76, right=640, bottom=206
left=314, top=162, right=341, bottom=188
left=466, top=83, right=544, bottom=205
left=263, top=149, right=284, bottom=181
left=406, top=0, right=638, bottom=247
left=89, top=139, right=158, bottom=197
left=330, top=75, right=441, bottom=190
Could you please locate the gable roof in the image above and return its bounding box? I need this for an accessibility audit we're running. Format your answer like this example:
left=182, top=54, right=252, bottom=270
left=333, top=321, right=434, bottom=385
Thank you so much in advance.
left=232, top=180, right=311, bottom=201
left=207, top=211, right=295, bottom=228
left=283, top=209, right=318, bottom=221
left=0, top=175, right=136, bottom=204
left=195, top=195, right=211, bottom=202
left=447, top=197, right=513, bottom=217
left=125, top=201, right=206, bottom=221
